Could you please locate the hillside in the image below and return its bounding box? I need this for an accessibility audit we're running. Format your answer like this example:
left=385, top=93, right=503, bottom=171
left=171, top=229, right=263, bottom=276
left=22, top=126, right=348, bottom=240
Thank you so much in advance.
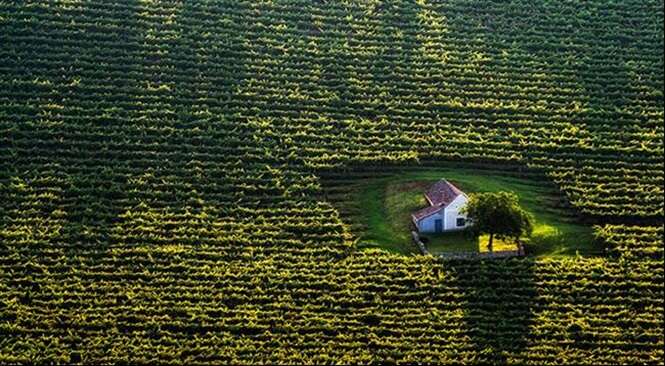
left=0, top=1, right=663, bottom=364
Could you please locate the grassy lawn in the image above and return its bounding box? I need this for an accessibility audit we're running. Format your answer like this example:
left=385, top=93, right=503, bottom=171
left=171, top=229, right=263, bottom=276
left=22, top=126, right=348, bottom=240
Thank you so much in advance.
left=350, top=168, right=599, bottom=257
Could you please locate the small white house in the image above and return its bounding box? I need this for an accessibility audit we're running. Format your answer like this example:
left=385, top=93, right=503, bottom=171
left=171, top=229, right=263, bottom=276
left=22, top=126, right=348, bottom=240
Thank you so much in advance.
left=412, top=179, right=471, bottom=233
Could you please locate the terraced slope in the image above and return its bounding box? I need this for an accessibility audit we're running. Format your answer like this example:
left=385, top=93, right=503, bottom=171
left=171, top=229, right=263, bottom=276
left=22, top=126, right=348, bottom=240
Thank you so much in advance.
left=0, top=1, right=663, bottom=364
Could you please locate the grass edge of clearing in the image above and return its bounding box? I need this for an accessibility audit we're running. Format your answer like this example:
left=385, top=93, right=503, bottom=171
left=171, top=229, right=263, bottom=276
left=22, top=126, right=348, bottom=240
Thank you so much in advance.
left=350, top=168, right=600, bottom=258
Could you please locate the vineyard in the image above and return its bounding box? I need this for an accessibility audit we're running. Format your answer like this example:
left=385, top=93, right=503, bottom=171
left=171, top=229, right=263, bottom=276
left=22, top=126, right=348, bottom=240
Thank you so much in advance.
left=0, top=0, right=663, bottom=364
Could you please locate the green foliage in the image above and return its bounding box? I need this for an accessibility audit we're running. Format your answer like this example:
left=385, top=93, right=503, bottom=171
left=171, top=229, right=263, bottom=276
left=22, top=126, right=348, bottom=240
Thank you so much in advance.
left=464, top=191, right=534, bottom=251
left=594, top=225, right=664, bottom=260
left=0, top=0, right=662, bottom=364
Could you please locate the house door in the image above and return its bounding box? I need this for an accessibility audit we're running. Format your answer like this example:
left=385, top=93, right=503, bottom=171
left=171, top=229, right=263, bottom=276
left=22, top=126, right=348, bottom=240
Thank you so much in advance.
left=434, top=219, right=443, bottom=233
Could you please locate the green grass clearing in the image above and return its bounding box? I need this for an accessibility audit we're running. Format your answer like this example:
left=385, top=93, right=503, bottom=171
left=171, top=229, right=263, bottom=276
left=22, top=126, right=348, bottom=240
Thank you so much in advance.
left=348, top=168, right=599, bottom=257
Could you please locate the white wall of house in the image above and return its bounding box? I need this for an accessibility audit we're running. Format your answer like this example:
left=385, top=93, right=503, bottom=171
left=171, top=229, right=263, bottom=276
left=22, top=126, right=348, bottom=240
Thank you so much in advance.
left=444, top=194, right=470, bottom=231
left=416, top=195, right=471, bottom=233
left=417, top=208, right=445, bottom=233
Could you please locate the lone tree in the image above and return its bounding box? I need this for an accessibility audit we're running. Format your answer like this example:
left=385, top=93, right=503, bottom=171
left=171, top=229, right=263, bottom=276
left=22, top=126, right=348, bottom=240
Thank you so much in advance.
left=463, top=191, right=533, bottom=252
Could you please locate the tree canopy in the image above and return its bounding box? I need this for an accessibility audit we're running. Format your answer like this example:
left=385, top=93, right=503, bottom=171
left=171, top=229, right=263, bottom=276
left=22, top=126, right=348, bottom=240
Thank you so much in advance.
left=463, top=191, right=534, bottom=252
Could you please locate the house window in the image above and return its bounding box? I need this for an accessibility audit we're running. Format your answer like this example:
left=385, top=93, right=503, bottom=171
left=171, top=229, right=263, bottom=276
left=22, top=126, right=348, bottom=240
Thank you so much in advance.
left=456, top=217, right=466, bottom=227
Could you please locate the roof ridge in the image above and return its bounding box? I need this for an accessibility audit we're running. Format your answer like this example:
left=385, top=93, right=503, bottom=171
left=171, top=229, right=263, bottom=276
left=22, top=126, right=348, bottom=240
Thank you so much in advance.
left=423, top=178, right=464, bottom=209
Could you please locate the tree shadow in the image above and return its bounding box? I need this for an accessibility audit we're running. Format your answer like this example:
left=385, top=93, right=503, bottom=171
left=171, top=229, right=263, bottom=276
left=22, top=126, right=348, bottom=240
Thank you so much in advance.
left=449, top=258, right=536, bottom=364
left=50, top=0, right=260, bottom=258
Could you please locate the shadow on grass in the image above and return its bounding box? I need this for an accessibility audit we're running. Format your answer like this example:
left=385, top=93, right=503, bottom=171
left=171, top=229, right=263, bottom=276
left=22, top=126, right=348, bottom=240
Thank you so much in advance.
left=450, top=258, right=536, bottom=363
left=423, top=230, right=479, bottom=254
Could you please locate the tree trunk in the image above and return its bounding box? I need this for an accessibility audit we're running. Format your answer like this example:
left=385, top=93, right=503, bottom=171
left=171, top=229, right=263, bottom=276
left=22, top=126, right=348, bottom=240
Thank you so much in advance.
left=488, top=232, right=494, bottom=253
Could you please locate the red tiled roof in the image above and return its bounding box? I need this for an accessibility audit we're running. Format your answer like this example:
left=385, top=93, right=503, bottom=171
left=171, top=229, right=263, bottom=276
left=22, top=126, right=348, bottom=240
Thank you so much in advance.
left=412, top=205, right=442, bottom=222
left=412, top=179, right=466, bottom=223
left=425, top=179, right=464, bottom=207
